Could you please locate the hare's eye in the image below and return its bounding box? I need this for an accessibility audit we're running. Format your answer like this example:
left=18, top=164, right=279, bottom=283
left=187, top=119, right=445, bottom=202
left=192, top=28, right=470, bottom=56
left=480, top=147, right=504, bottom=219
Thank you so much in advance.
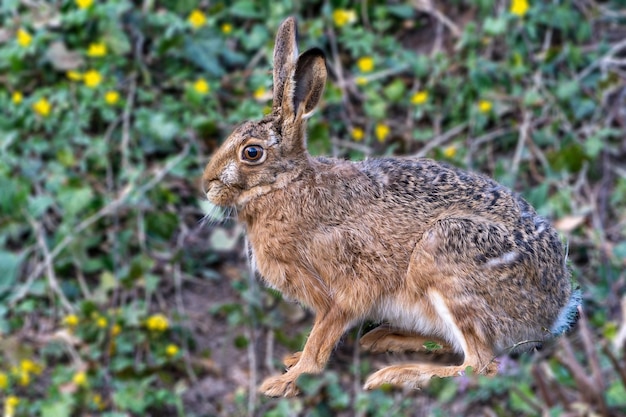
left=242, top=145, right=264, bottom=163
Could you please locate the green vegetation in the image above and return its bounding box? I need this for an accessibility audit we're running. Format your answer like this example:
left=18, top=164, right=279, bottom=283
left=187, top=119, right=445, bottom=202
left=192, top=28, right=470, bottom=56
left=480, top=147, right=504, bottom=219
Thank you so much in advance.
left=1, top=0, right=625, bottom=416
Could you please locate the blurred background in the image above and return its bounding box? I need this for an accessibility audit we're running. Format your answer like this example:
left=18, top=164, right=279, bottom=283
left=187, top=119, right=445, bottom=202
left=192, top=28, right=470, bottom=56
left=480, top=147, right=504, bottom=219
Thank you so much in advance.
left=1, top=0, right=625, bottom=416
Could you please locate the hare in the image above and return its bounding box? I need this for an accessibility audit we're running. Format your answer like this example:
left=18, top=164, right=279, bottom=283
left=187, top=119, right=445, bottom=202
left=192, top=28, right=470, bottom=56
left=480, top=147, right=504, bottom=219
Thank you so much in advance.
left=202, top=17, right=581, bottom=398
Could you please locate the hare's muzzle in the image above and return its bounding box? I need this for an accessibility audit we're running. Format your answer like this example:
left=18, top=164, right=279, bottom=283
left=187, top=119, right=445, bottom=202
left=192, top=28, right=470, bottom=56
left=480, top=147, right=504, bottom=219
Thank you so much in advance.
left=204, top=179, right=222, bottom=203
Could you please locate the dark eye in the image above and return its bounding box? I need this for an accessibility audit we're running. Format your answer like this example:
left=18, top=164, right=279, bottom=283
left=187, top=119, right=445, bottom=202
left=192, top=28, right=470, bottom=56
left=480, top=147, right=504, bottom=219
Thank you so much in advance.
left=242, top=145, right=264, bottom=162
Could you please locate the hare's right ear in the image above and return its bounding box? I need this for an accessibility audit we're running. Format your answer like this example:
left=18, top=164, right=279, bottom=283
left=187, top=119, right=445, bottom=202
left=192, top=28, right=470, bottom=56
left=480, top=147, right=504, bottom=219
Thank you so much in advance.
left=292, top=48, right=326, bottom=119
left=272, top=17, right=299, bottom=114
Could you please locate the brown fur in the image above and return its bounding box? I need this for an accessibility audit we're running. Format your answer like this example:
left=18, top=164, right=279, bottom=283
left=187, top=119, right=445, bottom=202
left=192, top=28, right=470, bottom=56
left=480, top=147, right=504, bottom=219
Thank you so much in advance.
left=201, top=17, right=579, bottom=397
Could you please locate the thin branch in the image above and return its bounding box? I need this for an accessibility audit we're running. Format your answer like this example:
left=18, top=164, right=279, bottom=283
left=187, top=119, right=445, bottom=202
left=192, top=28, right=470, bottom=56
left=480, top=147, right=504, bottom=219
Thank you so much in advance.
left=121, top=75, right=137, bottom=174
left=331, top=136, right=374, bottom=154
left=576, top=38, right=626, bottom=81
left=558, top=336, right=602, bottom=408
left=26, top=215, right=74, bottom=313
left=411, top=0, right=461, bottom=38
left=510, top=109, right=532, bottom=182
left=576, top=305, right=610, bottom=417
left=601, top=342, right=626, bottom=389
left=414, top=123, right=467, bottom=158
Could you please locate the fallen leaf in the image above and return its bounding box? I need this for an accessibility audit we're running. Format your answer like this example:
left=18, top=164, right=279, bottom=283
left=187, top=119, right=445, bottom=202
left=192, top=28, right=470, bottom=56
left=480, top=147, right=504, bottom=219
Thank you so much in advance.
left=555, top=215, right=585, bottom=233
left=45, top=41, right=84, bottom=71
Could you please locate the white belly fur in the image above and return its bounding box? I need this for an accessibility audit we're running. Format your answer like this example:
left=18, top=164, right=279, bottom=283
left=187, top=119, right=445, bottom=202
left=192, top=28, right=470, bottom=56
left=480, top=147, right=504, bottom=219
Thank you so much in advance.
left=373, top=290, right=467, bottom=354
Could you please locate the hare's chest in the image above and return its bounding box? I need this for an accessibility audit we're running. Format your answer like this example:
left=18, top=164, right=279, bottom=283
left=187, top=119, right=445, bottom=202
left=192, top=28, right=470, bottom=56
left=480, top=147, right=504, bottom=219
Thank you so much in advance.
left=246, top=231, right=333, bottom=310
left=246, top=237, right=289, bottom=289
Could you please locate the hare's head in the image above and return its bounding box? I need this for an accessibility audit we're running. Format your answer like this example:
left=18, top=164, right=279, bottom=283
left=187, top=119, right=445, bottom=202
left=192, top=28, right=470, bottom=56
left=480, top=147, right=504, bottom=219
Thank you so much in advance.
left=202, top=17, right=327, bottom=208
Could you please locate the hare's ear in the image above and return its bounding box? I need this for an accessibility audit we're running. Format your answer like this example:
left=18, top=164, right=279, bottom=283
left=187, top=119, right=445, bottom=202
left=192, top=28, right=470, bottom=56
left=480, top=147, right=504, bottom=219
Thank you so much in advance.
left=272, top=17, right=298, bottom=113
left=293, top=48, right=327, bottom=119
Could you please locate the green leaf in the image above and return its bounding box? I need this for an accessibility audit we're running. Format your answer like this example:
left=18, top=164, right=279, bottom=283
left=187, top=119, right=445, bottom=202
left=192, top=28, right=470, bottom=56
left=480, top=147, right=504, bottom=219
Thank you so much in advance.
left=0, top=250, right=23, bottom=296
left=230, top=0, right=262, bottom=18
left=607, top=379, right=626, bottom=407
left=555, top=80, right=579, bottom=100
left=583, top=134, right=603, bottom=158
left=385, top=5, right=415, bottom=19
left=41, top=394, right=74, bottom=417
left=27, top=195, right=54, bottom=218
left=209, top=227, right=241, bottom=252
left=93, top=271, right=118, bottom=303
left=57, top=186, right=94, bottom=217
left=484, top=17, right=506, bottom=35
left=0, top=176, right=28, bottom=214
left=383, top=79, right=406, bottom=102
left=612, top=241, right=626, bottom=262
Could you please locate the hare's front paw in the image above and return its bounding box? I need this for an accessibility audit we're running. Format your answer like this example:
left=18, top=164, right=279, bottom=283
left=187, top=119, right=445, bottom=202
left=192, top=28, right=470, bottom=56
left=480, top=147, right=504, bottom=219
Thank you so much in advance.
left=283, top=351, right=301, bottom=369
left=259, top=374, right=300, bottom=397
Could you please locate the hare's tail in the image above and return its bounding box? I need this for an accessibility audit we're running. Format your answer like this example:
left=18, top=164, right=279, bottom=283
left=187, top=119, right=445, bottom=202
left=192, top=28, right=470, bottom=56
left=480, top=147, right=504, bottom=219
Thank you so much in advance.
left=550, top=287, right=582, bottom=336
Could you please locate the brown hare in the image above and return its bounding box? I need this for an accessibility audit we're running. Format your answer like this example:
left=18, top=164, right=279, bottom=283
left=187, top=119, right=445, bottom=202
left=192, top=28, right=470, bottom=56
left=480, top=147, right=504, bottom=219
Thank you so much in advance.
left=202, top=17, right=581, bottom=397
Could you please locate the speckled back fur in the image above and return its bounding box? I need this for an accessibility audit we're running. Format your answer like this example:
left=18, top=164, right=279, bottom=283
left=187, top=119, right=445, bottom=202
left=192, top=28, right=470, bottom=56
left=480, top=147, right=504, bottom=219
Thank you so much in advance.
left=202, top=17, right=581, bottom=397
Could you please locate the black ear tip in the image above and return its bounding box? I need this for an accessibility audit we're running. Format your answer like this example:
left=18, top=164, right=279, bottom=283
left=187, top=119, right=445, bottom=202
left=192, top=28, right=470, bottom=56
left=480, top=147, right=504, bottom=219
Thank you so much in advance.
left=299, top=47, right=327, bottom=64
left=304, top=47, right=325, bottom=59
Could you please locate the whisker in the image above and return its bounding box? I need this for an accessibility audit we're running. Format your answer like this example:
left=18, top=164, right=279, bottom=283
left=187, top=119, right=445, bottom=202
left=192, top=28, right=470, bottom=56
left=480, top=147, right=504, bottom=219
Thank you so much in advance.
left=198, top=201, right=235, bottom=229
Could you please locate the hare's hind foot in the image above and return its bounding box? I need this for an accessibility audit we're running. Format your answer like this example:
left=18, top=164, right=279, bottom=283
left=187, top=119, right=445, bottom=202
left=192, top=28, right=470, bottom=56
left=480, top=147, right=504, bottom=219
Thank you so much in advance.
left=360, top=324, right=453, bottom=354
left=363, top=360, right=498, bottom=391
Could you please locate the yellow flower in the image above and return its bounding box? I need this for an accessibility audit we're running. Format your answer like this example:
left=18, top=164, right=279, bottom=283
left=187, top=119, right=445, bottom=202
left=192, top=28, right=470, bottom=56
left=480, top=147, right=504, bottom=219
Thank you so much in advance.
left=16, top=28, right=32, bottom=47
left=0, top=372, right=8, bottom=390
left=375, top=123, right=390, bottom=142
left=193, top=78, right=210, bottom=95
left=332, top=9, right=357, bottom=27
left=83, top=69, right=102, bottom=88
left=17, top=370, right=29, bottom=387
left=478, top=99, right=493, bottom=113
left=4, top=396, right=19, bottom=417
left=355, top=76, right=368, bottom=86
left=96, top=317, right=108, bottom=328
left=351, top=127, right=364, bottom=141
left=411, top=90, right=429, bottom=105
left=75, top=0, right=93, bottom=9
left=72, top=371, right=87, bottom=387
left=165, top=344, right=179, bottom=357
left=92, top=393, right=105, bottom=410
left=63, top=314, right=79, bottom=327
left=221, top=23, right=233, bottom=34
left=188, top=9, right=207, bottom=29
left=104, top=90, right=120, bottom=105
left=510, top=0, right=529, bottom=17
left=146, top=314, right=169, bottom=332
left=443, top=145, right=457, bottom=158
left=357, top=56, right=374, bottom=73
left=87, top=42, right=107, bottom=57
left=32, top=97, right=51, bottom=117
left=12, top=92, right=23, bottom=104
left=67, top=70, right=83, bottom=81
left=110, top=324, right=122, bottom=336
left=253, top=86, right=267, bottom=100
left=20, top=359, right=42, bottom=375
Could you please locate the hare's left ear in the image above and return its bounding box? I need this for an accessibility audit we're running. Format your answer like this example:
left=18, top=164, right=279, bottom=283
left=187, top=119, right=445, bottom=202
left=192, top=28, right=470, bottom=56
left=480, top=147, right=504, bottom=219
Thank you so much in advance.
left=292, top=48, right=327, bottom=119
left=272, top=17, right=299, bottom=114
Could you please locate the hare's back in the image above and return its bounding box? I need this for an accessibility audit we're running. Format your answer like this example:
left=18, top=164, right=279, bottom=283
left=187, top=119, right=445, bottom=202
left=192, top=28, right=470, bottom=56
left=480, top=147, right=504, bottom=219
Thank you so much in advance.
left=357, top=157, right=529, bottom=221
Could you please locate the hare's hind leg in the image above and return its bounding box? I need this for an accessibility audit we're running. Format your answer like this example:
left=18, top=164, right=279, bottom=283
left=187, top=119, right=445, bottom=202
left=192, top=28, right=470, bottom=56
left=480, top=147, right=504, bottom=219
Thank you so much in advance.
left=364, top=216, right=506, bottom=391
left=364, top=357, right=498, bottom=391
left=364, top=294, right=497, bottom=391
left=360, top=324, right=453, bottom=354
